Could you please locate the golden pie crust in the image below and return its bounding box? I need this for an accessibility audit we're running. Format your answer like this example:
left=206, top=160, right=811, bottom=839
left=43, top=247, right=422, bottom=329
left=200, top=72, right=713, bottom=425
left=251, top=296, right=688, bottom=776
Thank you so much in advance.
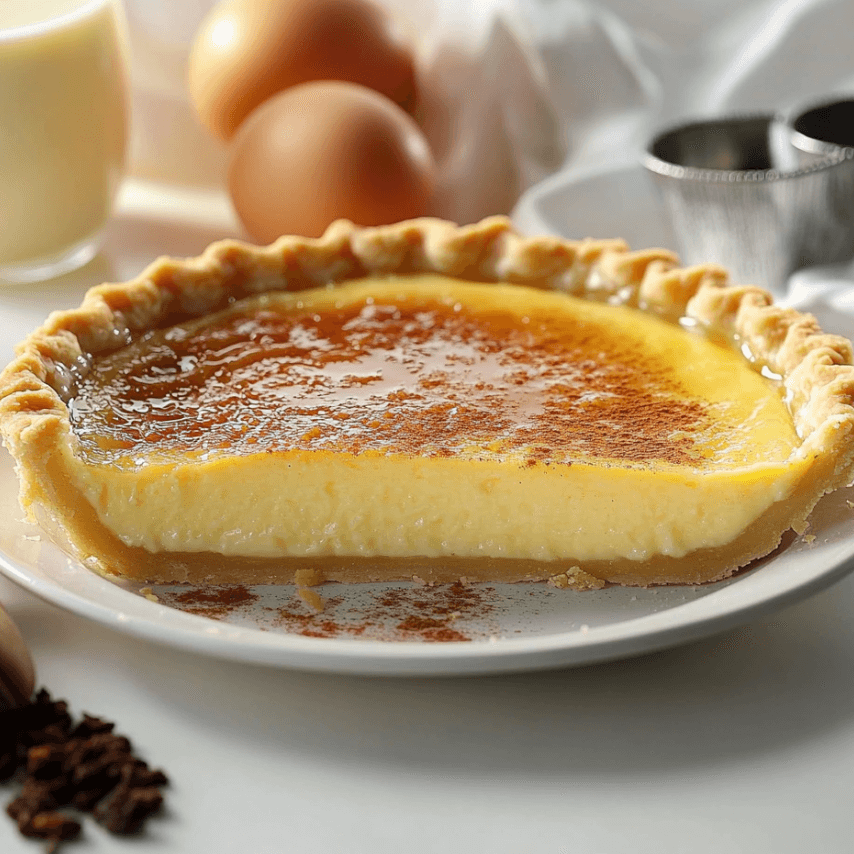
left=2, top=216, right=854, bottom=587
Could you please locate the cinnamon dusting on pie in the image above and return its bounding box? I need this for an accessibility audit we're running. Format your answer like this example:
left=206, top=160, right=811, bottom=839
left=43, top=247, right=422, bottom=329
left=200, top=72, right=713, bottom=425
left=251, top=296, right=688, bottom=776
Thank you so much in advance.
left=163, top=584, right=259, bottom=618
left=272, top=581, right=495, bottom=641
left=154, top=580, right=497, bottom=641
left=70, top=290, right=709, bottom=468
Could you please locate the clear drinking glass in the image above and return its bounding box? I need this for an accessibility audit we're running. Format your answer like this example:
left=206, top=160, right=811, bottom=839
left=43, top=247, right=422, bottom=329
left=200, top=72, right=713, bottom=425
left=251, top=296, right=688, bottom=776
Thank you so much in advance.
left=0, top=0, right=129, bottom=283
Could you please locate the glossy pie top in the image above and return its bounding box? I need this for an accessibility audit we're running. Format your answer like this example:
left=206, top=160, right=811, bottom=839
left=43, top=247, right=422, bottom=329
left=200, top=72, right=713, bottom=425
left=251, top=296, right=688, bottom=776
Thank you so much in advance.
left=69, top=275, right=799, bottom=471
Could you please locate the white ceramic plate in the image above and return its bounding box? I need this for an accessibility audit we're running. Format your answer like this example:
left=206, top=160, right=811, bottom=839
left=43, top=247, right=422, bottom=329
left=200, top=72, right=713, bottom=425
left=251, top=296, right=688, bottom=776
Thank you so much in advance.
left=2, top=176, right=853, bottom=678
left=2, top=441, right=854, bottom=676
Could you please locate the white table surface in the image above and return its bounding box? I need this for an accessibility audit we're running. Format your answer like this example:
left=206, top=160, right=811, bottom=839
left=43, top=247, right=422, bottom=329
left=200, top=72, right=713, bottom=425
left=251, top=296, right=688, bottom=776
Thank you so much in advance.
left=2, top=181, right=854, bottom=853
left=3, top=569, right=854, bottom=853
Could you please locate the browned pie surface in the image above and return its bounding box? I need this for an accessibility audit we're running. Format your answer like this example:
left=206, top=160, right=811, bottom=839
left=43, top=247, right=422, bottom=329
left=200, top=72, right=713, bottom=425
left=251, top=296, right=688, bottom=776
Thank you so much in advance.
left=70, top=283, right=711, bottom=468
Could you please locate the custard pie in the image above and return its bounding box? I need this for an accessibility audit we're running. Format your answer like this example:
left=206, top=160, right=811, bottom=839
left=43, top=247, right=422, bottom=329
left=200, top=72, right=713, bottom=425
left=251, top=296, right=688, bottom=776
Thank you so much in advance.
left=2, top=217, right=853, bottom=587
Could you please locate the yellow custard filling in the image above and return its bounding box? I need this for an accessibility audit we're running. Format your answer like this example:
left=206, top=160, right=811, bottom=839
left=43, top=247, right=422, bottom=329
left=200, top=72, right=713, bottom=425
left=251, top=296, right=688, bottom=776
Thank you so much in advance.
left=60, top=275, right=808, bottom=569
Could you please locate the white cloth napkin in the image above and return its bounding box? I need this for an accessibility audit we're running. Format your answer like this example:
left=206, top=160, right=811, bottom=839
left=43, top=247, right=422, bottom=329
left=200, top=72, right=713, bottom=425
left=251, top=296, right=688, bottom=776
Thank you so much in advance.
left=786, top=264, right=854, bottom=338
left=514, top=0, right=854, bottom=180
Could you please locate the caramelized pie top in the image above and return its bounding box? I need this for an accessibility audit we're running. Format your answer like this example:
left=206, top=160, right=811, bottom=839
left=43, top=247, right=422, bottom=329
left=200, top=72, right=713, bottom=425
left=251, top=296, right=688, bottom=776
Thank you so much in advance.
left=71, top=276, right=798, bottom=472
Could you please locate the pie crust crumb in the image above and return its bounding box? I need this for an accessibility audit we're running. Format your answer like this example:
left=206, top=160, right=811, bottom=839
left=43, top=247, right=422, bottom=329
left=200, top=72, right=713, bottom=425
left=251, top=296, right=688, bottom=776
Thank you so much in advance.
left=548, top=567, right=607, bottom=591
left=294, top=568, right=325, bottom=587
left=297, top=586, right=325, bottom=613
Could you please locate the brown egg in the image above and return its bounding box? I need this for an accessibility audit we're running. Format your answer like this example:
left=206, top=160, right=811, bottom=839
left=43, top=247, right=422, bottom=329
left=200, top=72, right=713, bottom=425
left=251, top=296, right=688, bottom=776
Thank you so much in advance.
left=228, top=81, right=435, bottom=241
left=188, top=0, right=416, bottom=142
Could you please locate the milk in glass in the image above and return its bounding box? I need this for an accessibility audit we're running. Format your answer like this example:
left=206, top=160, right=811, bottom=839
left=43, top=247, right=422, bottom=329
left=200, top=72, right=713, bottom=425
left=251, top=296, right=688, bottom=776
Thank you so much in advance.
left=0, top=0, right=128, bottom=282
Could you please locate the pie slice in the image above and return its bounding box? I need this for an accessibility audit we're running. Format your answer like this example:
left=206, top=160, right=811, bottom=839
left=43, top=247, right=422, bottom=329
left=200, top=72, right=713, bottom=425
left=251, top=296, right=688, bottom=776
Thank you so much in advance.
left=2, top=217, right=853, bottom=587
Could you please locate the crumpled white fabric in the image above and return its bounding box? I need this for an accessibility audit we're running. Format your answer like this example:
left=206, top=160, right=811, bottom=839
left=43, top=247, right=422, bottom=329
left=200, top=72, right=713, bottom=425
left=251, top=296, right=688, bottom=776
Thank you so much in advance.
left=786, top=265, right=854, bottom=338
left=515, top=0, right=854, bottom=179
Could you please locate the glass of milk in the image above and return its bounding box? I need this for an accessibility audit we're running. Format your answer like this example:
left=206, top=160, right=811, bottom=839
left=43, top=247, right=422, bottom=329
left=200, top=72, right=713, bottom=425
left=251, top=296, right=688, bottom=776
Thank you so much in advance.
left=0, top=0, right=129, bottom=283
